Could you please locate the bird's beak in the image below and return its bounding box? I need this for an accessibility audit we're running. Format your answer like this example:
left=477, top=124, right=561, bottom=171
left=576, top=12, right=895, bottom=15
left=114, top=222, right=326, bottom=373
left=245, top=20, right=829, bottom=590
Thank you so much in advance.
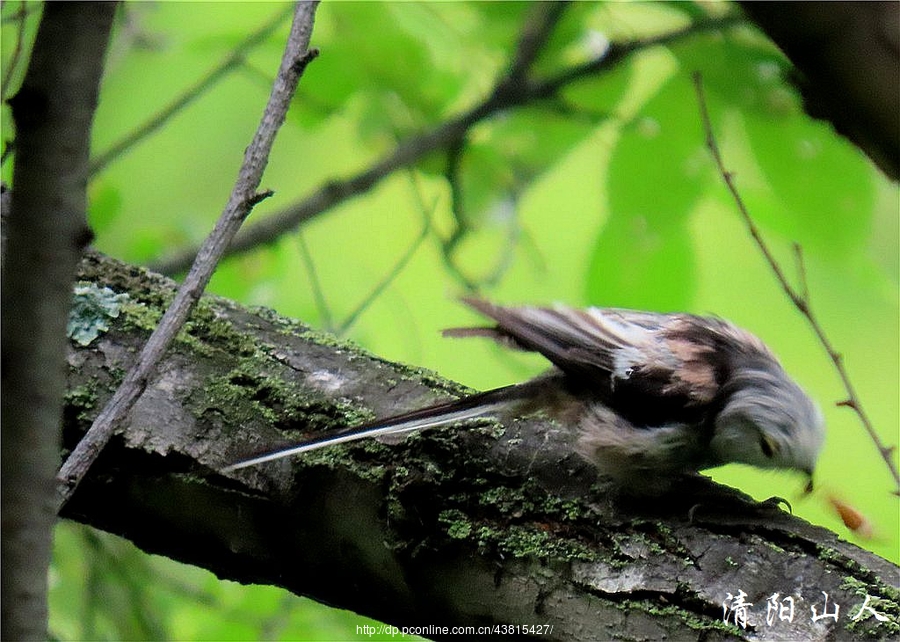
left=803, top=469, right=815, bottom=495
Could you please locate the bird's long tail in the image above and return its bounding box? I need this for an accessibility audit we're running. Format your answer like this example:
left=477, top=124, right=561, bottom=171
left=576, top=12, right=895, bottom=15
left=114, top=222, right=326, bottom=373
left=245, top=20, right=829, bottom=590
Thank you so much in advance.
left=222, top=380, right=544, bottom=472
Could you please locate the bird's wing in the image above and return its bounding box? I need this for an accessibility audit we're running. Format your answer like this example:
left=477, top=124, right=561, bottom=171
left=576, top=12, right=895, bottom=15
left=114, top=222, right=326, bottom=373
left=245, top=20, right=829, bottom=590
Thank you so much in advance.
left=446, top=297, right=738, bottom=425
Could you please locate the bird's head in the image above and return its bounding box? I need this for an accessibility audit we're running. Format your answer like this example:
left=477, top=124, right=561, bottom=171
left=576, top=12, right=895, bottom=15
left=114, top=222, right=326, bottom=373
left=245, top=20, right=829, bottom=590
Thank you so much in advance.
left=711, top=363, right=824, bottom=489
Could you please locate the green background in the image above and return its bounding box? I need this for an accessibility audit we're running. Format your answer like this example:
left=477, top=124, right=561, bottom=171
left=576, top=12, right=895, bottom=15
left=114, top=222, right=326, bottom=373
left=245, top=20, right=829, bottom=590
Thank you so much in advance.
left=3, top=2, right=897, bottom=640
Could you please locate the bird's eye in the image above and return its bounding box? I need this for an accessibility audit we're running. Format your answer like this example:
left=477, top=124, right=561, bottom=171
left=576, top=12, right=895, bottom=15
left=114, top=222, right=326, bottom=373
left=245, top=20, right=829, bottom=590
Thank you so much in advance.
left=760, top=435, right=778, bottom=459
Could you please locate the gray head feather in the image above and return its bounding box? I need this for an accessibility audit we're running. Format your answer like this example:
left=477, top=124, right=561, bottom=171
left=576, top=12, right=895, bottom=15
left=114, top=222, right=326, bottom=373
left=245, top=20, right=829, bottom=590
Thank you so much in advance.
left=711, top=362, right=824, bottom=477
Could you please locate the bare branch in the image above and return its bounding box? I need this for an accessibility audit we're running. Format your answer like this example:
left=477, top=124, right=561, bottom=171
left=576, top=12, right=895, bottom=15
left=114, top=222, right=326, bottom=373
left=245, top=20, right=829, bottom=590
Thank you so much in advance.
left=149, top=14, right=743, bottom=276
left=440, top=136, right=479, bottom=292
left=792, top=242, right=810, bottom=306
left=55, top=1, right=321, bottom=510
left=336, top=169, right=435, bottom=336
left=693, top=72, right=900, bottom=495
left=295, top=230, right=335, bottom=332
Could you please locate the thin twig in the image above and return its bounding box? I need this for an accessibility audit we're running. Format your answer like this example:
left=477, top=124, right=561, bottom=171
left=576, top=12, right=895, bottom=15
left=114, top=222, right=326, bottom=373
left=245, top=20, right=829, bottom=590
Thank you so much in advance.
left=295, top=229, right=334, bottom=333
left=792, top=242, right=810, bottom=306
left=55, top=1, right=321, bottom=510
left=0, top=0, right=28, bottom=170
left=435, top=1, right=566, bottom=292
left=88, top=5, right=294, bottom=177
left=692, top=72, right=900, bottom=494
left=440, top=136, right=478, bottom=292
left=440, top=142, right=522, bottom=292
left=336, top=170, right=435, bottom=336
left=501, top=2, right=570, bottom=89
left=150, top=14, right=742, bottom=276
left=0, top=1, right=40, bottom=25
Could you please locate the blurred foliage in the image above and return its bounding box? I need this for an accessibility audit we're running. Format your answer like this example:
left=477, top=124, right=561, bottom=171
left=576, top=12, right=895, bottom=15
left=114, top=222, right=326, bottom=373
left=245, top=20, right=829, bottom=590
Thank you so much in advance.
left=2, top=1, right=897, bottom=640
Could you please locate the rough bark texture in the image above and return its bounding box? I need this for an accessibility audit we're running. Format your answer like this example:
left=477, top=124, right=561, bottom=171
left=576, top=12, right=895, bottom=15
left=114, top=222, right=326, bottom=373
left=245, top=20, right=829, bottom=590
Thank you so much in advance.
left=60, top=252, right=899, bottom=641
left=741, top=1, right=900, bottom=180
left=1, top=4, right=117, bottom=640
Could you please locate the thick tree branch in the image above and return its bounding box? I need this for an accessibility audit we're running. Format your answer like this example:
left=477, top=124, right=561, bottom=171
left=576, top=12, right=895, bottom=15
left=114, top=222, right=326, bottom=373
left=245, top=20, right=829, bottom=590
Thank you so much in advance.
left=149, top=15, right=742, bottom=275
left=740, top=1, right=900, bottom=180
left=62, top=252, right=900, bottom=641
left=55, top=1, right=320, bottom=510
left=1, top=4, right=117, bottom=640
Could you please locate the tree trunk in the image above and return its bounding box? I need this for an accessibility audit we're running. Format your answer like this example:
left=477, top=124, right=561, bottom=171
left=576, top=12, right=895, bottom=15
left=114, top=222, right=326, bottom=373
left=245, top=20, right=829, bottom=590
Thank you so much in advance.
left=741, top=1, right=900, bottom=180
left=1, top=5, right=117, bottom=639
left=57, top=251, right=899, bottom=641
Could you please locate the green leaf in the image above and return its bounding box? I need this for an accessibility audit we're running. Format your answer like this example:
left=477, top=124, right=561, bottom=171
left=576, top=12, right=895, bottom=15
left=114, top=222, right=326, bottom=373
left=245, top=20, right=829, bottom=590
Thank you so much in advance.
left=465, top=2, right=532, bottom=50
left=587, top=216, right=696, bottom=311
left=529, top=2, right=609, bottom=76
left=88, top=180, right=122, bottom=236
left=744, top=111, right=874, bottom=256
left=452, top=106, right=598, bottom=233
left=588, top=76, right=711, bottom=309
left=496, top=106, right=600, bottom=179
left=454, top=139, right=514, bottom=225
left=671, top=28, right=793, bottom=118
left=298, top=3, right=467, bottom=134
left=558, top=57, right=633, bottom=118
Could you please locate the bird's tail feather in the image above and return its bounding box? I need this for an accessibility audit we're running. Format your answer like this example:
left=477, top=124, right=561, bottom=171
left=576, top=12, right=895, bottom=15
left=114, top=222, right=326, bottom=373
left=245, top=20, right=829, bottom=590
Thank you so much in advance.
left=222, top=381, right=542, bottom=472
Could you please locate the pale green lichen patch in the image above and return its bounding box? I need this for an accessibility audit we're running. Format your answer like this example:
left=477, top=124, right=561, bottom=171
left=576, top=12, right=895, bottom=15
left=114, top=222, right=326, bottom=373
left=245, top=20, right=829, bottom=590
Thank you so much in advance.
left=482, top=522, right=596, bottom=561
left=68, top=283, right=129, bottom=346
left=474, top=483, right=587, bottom=523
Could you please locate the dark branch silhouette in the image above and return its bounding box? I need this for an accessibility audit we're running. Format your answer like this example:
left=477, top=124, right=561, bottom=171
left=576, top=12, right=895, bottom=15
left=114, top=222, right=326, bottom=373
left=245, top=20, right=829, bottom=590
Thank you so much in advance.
left=740, top=2, right=899, bottom=180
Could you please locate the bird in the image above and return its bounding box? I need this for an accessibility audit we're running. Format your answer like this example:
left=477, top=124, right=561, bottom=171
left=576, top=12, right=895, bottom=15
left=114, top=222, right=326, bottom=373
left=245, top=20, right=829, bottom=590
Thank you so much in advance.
left=223, top=297, right=824, bottom=491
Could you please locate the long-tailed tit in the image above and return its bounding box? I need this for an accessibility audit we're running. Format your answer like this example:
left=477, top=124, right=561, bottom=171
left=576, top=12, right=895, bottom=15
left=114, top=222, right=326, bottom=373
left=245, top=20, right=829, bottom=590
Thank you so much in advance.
left=224, top=298, right=824, bottom=490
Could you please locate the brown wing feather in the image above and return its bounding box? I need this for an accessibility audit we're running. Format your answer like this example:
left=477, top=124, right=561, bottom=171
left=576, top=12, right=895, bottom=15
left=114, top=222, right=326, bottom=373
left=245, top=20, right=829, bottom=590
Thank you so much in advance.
left=447, top=297, right=753, bottom=428
left=452, top=298, right=628, bottom=375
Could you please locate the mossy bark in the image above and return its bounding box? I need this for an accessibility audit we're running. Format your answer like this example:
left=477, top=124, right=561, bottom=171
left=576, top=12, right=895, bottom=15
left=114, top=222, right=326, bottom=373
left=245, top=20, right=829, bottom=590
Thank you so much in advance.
left=62, top=251, right=899, bottom=641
